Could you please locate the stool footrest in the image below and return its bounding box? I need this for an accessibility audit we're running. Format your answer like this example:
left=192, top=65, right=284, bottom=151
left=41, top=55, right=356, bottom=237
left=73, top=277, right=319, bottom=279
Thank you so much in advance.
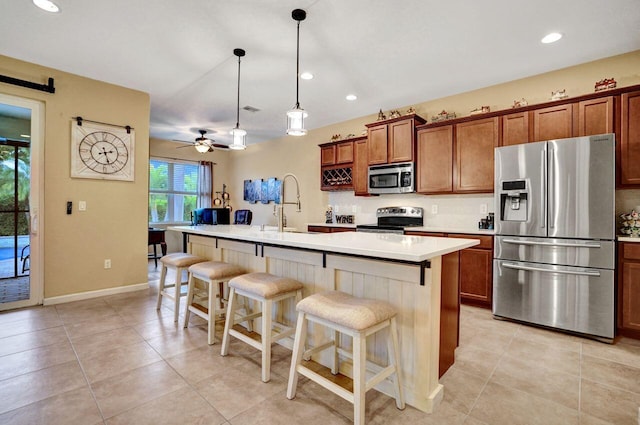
left=229, top=329, right=262, bottom=351
left=296, top=365, right=354, bottom=403
left=302, top=340, right=336, bottom=361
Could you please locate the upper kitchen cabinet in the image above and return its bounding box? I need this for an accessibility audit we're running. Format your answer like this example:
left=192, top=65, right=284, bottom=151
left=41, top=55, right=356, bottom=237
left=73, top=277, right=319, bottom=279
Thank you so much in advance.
left=502, top=111, right=530, bottom=146
left=455, top=117, right=500, bottom=192
left=577, top=96, right=614, bottom=136
left=365, top=114, right=426, bottom=165
left=353, top=137, right=369, bottom=196
left=532, top=103, right=573, bottom=142
left=620, top=90, right=640, bottom=186
left=318, top=137, right=361, bottom=191
left=416, top=125, right=453, bottom=193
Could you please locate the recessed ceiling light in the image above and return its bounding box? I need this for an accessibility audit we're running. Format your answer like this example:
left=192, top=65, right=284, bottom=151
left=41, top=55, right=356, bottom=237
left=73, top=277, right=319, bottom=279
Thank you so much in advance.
left=346, top=94, right=357, bottom=101
left=20, top=134, right=31, bottom=138
left=300, top=72, right=314, bottom=80
left=541, top=32, right=562, bottom=44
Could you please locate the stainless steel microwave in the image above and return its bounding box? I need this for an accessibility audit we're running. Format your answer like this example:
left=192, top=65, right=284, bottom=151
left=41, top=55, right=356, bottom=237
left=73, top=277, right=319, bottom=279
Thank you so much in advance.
left=368, top=162, right=415, bottom=194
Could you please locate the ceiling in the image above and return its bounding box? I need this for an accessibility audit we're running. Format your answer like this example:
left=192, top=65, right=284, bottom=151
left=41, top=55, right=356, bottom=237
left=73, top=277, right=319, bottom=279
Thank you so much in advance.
left=1, top=0, right=639, bottom=146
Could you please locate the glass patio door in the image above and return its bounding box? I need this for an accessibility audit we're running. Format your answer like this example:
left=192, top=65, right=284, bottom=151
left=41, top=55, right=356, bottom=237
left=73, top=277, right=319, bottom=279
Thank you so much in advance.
left=0, top=94, right=43, bottom=310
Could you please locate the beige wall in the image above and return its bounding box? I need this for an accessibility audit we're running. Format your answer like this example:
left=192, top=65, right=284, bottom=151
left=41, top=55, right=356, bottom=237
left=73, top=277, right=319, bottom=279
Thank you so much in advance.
left=226, top=50, right=640, bottom=230
left=0, top=54, right=150, bottom=298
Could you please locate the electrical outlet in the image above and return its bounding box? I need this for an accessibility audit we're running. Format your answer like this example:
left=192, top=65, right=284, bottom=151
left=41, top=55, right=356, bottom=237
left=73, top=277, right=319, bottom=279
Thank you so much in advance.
left=79, top=201, right=87, bottom=211
left=352, top=205, right=357, bottom=213
left=431, top=205, right=438, bottom=214
left=480, top=203, right=488, bottom=214
left=104, top=259, right=111, bottom=269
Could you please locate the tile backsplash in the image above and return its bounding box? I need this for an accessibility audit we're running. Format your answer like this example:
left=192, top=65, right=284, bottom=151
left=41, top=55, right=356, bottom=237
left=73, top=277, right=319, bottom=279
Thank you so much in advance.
left=328, top=191, right=495, bottom=231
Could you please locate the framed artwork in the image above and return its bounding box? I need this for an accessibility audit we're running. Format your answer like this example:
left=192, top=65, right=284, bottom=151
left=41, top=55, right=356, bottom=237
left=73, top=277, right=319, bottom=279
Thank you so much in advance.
left=267, top=178, right=282, bottom=204
left=261, top=180, right=269, bottom=204
left=70, top=120, right=135, bottom=181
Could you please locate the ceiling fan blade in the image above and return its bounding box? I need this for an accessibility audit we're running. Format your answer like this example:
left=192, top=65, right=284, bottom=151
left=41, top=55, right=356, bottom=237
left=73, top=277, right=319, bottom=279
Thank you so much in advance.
left=176, top=144, right=194, bottom=149
left=210, top=143, right=229, bottom=149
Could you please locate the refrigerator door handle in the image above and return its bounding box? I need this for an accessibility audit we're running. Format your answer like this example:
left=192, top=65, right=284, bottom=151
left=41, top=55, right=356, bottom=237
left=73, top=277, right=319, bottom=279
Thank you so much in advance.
left=502, top=262, right=601, bottom=277
left=541, top=148, right=546, bottom=228
left=548, top=145, right=555, bottom=229
left=502, top=239, right=602, bottom=249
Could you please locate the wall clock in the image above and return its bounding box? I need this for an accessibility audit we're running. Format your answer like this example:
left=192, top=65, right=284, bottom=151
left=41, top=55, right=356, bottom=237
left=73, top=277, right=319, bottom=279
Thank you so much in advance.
left=71, top=120, right=135, bottom=181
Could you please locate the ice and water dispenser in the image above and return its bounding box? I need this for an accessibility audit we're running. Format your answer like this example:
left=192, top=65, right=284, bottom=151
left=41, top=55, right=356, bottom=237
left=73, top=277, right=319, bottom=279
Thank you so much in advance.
left=498, top=180, right=528, bottom=222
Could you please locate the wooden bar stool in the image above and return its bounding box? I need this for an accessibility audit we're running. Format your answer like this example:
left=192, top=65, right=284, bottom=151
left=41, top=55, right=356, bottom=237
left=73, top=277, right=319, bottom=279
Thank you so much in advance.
left=156, top=253, right=207, bottom=322
left=220, top=272, right=303, bottom=382
left=286, top=290, right=404, bottom=425
left=183, top=261, right=246, bottom=345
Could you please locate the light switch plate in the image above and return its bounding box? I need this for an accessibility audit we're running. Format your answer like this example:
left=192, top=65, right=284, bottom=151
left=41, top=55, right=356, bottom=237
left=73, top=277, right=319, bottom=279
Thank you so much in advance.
left=79, top=201, right=86, bottom=211
left=480, top=203, right=488, bottom=214
left=431, top=205, right=438, bottom=214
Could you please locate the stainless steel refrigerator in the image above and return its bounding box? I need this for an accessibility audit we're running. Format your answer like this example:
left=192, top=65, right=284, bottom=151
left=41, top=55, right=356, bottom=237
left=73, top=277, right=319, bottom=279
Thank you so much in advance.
left=493, top=134, right=615, bottom=340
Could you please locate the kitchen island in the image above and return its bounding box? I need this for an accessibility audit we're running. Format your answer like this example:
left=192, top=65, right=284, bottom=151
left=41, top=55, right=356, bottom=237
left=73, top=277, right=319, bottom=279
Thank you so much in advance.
left=169, top=224, right=478, bottom=413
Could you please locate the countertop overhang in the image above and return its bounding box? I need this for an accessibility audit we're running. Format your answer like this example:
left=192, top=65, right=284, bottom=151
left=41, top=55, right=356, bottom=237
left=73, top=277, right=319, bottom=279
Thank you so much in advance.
left=169, top=225, right=479, bottom=263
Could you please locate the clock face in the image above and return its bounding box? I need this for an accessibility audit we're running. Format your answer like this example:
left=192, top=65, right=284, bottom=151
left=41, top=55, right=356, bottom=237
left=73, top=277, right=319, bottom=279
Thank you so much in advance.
left=78, top=132, right=129, bottom=174
left=71, top=121, right=135, bottom=181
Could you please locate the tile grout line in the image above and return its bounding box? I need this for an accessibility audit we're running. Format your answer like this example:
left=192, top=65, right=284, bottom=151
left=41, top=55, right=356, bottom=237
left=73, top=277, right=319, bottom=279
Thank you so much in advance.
left=60, top=310, right=108, bottom=424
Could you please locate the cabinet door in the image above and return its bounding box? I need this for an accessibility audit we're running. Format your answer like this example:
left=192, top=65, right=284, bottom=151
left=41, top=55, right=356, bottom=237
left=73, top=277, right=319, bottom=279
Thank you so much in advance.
left=502, top=111, right=530, bottom=146
left=621, top=261, right=640, bottom=332
left=458, top=248, right=492, bottom=305
left=336, top=141, right=354, bottom=164
left=532, top=104, right=573, bottom=142
left=367, top=124, right=388, bottom=165
left=416, top=126, right=453, bottom=193
left=353, top=139, right=369, bottom=195
left=320, top=145, right=335, bottom=166
left=388, top=119, right=414, bottom=163
left=620, top=91, right=640, bottom=185
left=577, top=96, right=614, bottom=136
left=455, top=117, right=499, bottom=193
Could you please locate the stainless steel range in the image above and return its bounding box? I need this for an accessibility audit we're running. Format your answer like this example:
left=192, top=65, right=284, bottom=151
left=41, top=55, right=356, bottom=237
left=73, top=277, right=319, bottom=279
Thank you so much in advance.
left=356, top=206, right=423, bottom=234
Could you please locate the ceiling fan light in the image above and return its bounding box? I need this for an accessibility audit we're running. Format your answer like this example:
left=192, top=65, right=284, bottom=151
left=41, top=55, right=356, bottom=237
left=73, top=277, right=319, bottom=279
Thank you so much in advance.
left=286, top=107, right=308, bottom=136
left=229, top=127, right=247, bottom=150
left=33, top=0, right=60, bottom=13
left=195, top=142, right=210, bottom=153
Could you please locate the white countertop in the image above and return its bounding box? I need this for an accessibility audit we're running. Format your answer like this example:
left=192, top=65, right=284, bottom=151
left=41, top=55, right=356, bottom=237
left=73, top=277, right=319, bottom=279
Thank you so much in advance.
left=169, top=225, right=479, bottom=263
left=618, top=235, right=640, bottom=243
left=307, top=223, right=495, bottom=235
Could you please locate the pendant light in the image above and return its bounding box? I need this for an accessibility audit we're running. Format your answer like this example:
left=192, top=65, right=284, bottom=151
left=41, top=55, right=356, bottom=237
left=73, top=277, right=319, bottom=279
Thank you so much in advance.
left=229, top=48, right=247, bottom=150
left=286, top=8, right=308, bottom=136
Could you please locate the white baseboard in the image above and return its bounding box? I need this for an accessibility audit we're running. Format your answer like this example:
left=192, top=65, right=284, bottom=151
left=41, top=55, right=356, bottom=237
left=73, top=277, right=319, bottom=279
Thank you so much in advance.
left=43, top=282, right=150, bottom=306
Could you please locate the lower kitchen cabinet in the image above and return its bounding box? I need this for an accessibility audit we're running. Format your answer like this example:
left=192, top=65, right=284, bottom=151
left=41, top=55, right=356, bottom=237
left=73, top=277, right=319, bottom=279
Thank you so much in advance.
left=447, top=234, right=493, bottom=308
left=307, top=225, right=355, bottom=233
left=618, top=242, right=640, bottom=339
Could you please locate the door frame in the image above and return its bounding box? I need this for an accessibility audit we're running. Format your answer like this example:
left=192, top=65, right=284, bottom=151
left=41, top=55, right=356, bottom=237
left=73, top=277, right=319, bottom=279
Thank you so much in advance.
left=0, top=93, right=44, bottom=310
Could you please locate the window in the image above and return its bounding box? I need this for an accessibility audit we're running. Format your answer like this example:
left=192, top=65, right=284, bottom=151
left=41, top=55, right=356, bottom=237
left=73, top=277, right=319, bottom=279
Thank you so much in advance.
left=149, top=158, right=198, bottom=223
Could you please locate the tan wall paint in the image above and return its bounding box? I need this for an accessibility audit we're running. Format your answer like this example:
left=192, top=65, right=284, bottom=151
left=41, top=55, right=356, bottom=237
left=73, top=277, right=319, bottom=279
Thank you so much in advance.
left=0, top=54, right=150, bottom=298
left=227, top=50, right=640, bottom=230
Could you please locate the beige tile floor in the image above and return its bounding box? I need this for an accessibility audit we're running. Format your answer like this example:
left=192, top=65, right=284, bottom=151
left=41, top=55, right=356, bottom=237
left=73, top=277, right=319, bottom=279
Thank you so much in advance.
left=0, top=261, right=639, bottom=424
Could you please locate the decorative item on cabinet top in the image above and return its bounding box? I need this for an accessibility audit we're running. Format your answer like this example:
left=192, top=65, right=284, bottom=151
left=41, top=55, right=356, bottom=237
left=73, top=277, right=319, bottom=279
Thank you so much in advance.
left=431, top=110, right=457, bottom=122
left=243, top=178, right=281, bottom=204
left=377, top=109, right=386, bottom=121
left=389, top=110, right=401, bottom=119
left=595, top=78, right=617, bottom=92
left=550, top=89, right=568, bottom=101
left=620, top=209, right=640, bottom=237
left=512, top=98, right=528, bottom=108
left=470, top=106, right=490, bottom=115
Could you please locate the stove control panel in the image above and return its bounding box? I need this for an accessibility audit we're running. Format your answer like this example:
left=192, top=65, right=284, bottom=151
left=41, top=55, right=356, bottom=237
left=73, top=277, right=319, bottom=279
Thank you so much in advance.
left=376, top=206, right=423, bottom=218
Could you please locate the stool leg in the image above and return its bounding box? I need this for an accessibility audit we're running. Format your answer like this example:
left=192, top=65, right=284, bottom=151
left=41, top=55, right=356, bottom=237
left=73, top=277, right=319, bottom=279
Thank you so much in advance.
left=156, top=265, right=167, bottom=310
left=353, top=333, right=367, bottom=425
left=220, top=287, right=236, bottom=356
left=261, top=299, right=273, bottom=382
left=207, top=279, right=215, bottom=345
left=389, top=317, right=405, bottom=410
left=183, top=272, right=195, bottom=328
left=173, top=267, right=183, bottom=322
left=331, top=329, right=339, bottom=375
left=287, top=311, right=307, bottom=400
left=153, top=244, right=158, bottom=268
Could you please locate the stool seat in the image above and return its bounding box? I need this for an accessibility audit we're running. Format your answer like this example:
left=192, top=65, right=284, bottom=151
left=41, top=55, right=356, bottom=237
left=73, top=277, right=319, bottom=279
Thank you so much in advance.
left=230, top=272, right=303, bottom=299
left=184, top=261, right=246, bottom=345
left=296, top=290, right=396, bottom=331
left=156, top=253, right=207, bottom=322
left=161, top=253, right=206, bottom=268
left=189, top=261, right=245, bottom=280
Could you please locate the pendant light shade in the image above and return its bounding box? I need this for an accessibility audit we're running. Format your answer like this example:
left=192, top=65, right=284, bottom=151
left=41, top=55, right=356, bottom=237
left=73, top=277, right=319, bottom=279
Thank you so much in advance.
left=229, top=48, right=247, bottom=150
left=286, top=8, right=308, bottom=136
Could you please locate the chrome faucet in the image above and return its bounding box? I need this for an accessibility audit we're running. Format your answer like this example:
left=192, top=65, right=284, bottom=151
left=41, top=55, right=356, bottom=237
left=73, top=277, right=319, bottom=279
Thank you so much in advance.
left=277, top=173, right=301, bottom=232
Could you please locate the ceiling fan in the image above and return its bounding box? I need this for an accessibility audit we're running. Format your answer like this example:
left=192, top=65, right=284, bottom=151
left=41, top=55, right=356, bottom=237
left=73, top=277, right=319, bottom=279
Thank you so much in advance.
left=175, top=130, right=229, bottom=153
